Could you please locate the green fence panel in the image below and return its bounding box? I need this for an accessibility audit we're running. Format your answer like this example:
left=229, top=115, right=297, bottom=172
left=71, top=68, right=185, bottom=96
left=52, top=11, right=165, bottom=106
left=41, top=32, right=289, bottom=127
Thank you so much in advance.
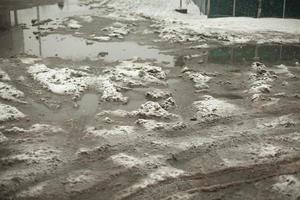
left=236, top=0, right=258, bottom=17
left=209, top=0, right=234, bottom=17
left=285, top=0, right=300, bottom=18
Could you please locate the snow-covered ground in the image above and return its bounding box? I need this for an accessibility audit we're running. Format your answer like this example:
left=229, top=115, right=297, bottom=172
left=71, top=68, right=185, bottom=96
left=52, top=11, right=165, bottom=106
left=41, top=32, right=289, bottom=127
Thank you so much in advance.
left=101, top=0, right=300, bottom=43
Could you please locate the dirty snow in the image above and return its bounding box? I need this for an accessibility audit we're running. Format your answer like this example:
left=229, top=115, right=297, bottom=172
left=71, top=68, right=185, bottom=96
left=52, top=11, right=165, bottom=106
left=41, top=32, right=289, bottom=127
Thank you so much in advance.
left=103, top=0, right=300, bottom=44
left=1, top=147, right=61, bottom=165
left=64, top=170, right=102, bottom=193
left=0, top=82, right=25, bottom=103
left=28, top=64, right=89, bottom=96
left=85, top=126, right=136, bottom=138
left=272, top=175, right=300, bottom=200
left=16, top=182, right=49, bottom=198
left=0, top=68, right=10, bottom=81
left=193, top=95, right=240, bottom=122
left=67, top=19, right=82, bottom=29
left=118, top=166, right=185, bottom=199
left=136, top=119, right=186, bottom=132
left=182, top=68, right=212, bottom=89
left=257, top=115, right=297, bottom=129
left=247, top=62, right=275, bottom=101
left=110, top=153, right=164, bottom=169
left=0, top=132, right=8, bottom=143
left=146, top=88, right=172, bottom=100
left=0, top=103, right=25, bottom=122
left=135, top=101, right=178, bottom=119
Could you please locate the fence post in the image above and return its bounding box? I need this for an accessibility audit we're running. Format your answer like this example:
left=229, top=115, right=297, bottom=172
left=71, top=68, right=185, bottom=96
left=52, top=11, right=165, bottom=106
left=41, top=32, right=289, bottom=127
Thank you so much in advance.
left=283, top=0, right=286, bottom=18
left=257, top=0, right=262, bottom=18
left=233, top=0, right=236, bottom=16
left=207, top=0, right=211, bottom=16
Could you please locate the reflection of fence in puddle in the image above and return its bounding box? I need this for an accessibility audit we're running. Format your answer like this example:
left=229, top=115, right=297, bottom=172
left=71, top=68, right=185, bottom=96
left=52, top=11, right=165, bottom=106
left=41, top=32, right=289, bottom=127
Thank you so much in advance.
left=175, top=45, right=300, bottom=66
left=207, top=45, right=300, bottom=64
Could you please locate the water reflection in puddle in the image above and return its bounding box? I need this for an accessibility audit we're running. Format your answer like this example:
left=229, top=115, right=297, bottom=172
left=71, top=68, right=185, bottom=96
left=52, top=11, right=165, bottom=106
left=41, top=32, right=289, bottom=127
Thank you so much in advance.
left=26, top=34, right=174, bottom=64
left=208, top=45, right=300, bottom=64
left=1, top=0, right=90, bottom=25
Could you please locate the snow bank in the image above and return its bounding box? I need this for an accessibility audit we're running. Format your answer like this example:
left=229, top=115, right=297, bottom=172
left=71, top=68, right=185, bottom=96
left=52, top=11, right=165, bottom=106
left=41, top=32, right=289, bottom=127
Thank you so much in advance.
left=0, top=103, right=25, bottom=122
left=104, top=0, right=300, bottom=44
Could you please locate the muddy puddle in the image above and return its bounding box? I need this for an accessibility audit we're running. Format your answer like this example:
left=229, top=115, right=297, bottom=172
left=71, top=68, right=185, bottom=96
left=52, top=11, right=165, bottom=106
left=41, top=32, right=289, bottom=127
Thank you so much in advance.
left=1, top=0, right=300, bottom=200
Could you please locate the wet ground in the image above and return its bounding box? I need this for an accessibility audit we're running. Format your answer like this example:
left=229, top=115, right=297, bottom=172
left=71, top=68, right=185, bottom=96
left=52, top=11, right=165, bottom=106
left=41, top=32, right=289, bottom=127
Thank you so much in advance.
left=0, top=0, right=300, bottom=200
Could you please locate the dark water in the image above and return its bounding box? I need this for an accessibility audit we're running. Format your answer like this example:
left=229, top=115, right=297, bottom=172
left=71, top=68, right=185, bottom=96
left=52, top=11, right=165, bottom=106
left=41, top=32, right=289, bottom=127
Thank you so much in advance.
left=207, top=44, right=300, bottom=65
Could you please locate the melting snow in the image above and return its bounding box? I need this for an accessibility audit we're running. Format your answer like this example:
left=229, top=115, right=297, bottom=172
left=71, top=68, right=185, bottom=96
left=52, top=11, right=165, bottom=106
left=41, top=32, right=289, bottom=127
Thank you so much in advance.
left=0, top=103, right=25, bottom=122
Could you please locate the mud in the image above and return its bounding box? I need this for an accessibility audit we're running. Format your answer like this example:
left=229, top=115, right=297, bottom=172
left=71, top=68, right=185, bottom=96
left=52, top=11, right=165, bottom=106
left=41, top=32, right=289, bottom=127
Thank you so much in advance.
left=0, top=0, right=300, bottom=200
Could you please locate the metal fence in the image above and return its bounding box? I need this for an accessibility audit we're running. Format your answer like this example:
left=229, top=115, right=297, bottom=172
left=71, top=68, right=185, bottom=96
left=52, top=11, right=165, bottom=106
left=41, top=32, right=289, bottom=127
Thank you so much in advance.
left=193, top=0, right=300, bottom=18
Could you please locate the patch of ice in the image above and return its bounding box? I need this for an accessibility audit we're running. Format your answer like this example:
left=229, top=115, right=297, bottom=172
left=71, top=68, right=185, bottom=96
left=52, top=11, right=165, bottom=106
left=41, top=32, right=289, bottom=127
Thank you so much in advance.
left=0, top=82, right=25, bottom=103
left=0, top=103, right=25, bottom=122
